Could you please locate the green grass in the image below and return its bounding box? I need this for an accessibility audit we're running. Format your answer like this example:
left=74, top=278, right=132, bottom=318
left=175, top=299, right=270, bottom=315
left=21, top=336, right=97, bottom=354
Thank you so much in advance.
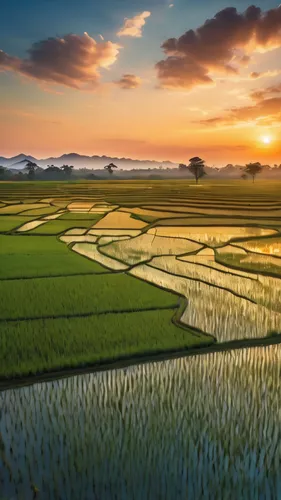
left=0, top=216, right=36, bottom=232
left=0, top=310, right=211, bottom=377
left=0, top=235, right=109, bottom=278
left=0, top=273, right=178, bottom=320
left=28, top=219, right=96, bottom=234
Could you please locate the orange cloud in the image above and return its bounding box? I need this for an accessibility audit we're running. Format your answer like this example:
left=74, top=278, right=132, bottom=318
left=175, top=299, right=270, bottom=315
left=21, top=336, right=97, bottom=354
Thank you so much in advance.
left=114, top=74, right=142, bottom=89
left=250, top=70, right=281, bottom=79
left=250, top=83, right=281, bottom=101
left=117, top=11, right=151, bottom=38
left=156, top=5, right=281, bottom=90
left=0, top=33, right=120, bottom=89
left=198, top=85, right=281, bottom=127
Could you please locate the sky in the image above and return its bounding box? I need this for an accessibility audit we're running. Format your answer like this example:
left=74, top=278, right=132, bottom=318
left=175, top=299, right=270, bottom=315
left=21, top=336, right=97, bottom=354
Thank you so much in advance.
left=1, top=0, right=281, bottom=165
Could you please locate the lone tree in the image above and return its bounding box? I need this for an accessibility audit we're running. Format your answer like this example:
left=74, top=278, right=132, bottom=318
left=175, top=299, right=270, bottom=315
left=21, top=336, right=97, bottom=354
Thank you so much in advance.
left=104, top=163, right=118, bottom=176
left=25, top=161, right=38, bottom=180
left=60, top=164, right=74, bottom=178
left=244, top=162, right=263, bottom=183
left=0, top=166, right=6, bottom=178
left=188, top=157, right=206, bottom=184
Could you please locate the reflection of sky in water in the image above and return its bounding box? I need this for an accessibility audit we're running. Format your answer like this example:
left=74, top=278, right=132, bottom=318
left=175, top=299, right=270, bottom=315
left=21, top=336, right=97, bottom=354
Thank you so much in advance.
left=147, top=226, right=275, bottom=247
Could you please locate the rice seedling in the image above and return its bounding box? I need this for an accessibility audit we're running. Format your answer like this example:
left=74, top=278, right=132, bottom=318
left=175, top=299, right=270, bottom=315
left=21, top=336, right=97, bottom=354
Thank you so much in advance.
left=98, top=235, right=131, bottom=245
left=147, top=226, right=276, bottom=246
left=129, top=262, right=281, bottom=341
left=0, top=235, right=108, bottom=279
left=0, top=310, right=209, bottom=377
left=217, top=252, right=281, bottom=277
left=216, top=244, right=247, bottom=254
left=234, top=236, right=281, bottom=256
left=1, top=346, right=280, bottom=498
left=101, top=233, right=202, bottom=264
left=73, top=243, right=129, bottom=270
left=120, top=207, right=191, bottom=219
left=0, top=216, right=37, bottom=232
left=0, top=273, right=178, bottom=320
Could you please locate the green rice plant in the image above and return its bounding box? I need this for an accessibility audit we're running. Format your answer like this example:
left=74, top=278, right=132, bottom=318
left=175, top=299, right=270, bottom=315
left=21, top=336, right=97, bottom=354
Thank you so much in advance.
left=22, top=206, right=59, bottom=216
left=217, top=252, right=281, bottom=278
left=0, top=235, right=109, bottom=278
left=0, top=273, right=178, bottom=320
left=0, top=310, right=210, bottom=377
left=28, top=220, right=96, bottom=234
left=0, top=216, right=36, bottom=232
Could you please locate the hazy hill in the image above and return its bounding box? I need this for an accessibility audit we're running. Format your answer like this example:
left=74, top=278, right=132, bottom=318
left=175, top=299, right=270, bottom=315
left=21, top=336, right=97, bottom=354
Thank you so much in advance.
left=1, top=153, right=281, bottom=179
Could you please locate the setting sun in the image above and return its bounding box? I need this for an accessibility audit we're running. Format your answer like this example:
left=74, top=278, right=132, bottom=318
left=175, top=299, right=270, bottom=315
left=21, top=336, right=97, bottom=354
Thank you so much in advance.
left=261, top=136, right=272, bottom=145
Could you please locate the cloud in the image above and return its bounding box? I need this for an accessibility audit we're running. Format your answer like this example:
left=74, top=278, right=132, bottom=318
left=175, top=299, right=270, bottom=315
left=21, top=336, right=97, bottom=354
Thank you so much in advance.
left=198, top=83, right=281, bottom=127
left=250, top=69, right=281, bottom=79
left=0, top=33, right=121, bottom=89
left=156, top=5, right=281, bottom=90
left=250, top=82, right=281, bottom=101
left=117, top=11, right=151, bottom=38
left=169, top=4, right=174, bottom=8
left=114, top=74, right=142, bottom=89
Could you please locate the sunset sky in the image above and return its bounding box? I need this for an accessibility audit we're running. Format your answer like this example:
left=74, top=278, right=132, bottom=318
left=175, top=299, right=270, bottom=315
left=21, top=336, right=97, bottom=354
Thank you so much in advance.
left=1, top=0, right=281, bottom=165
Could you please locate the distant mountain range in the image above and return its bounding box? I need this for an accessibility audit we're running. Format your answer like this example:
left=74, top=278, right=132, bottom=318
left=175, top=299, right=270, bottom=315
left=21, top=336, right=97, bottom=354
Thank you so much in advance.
left=0, top=153, right=176, bottom=171
left=1, top=153, right=281, bottom=178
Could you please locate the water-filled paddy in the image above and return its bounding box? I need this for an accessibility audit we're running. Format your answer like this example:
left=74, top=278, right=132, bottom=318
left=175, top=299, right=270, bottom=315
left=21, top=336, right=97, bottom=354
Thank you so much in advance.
left=1, top=346, right=281, bottom=499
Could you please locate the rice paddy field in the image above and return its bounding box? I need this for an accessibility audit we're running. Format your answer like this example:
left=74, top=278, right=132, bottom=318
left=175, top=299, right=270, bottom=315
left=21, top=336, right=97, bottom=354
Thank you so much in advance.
left=1, top=179, right=281, bottom=498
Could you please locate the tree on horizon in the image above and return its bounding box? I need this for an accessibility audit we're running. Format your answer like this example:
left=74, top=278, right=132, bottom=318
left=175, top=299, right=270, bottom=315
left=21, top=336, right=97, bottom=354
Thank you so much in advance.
left=244, top=162, right=263, bottom=183
left=104, top=163, right=118, bottom=176
left=188, top=157, right=206, bottom=184
left=60, top=164, right=74, bottom=178
left=25, top=161, right=38, bottom=180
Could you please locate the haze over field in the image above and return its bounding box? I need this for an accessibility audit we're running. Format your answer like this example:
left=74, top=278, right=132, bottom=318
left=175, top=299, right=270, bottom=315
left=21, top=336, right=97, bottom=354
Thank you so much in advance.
left=1, top=1, right=281, bottom=165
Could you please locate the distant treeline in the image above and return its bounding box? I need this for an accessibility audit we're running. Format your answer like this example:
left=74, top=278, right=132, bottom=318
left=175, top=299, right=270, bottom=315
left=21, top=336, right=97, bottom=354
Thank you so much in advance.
left=1, top=160, right=281, bottom=181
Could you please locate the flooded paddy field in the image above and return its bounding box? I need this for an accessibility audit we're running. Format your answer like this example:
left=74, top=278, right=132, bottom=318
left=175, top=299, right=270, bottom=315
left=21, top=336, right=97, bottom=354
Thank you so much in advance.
left=1, top=180, right=281, bottom=497
left=1, top=346, right=281, bottom=499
